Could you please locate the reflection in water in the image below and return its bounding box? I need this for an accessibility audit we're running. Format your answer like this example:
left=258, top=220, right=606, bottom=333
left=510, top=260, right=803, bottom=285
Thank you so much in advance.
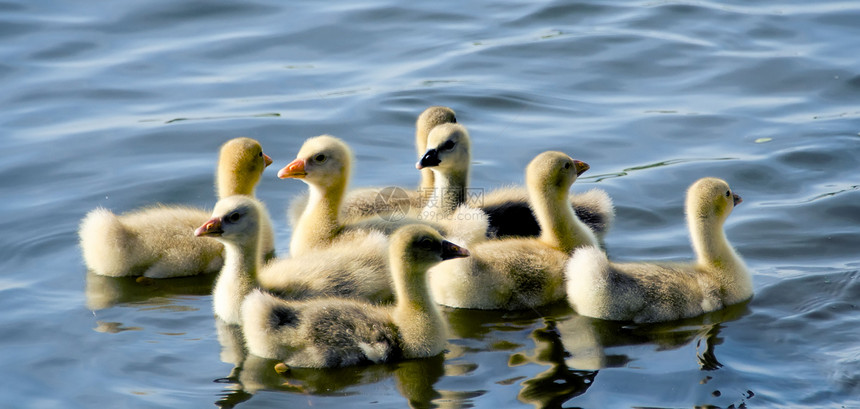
left=510, top=321, right=597, bottom=408
left=393, top=355, right=446, bottom=409
left=443, top=303, right=573, bottom=340
left=212, top=318, right=448, bottom=409
left=93, top=321, right=143, bottom=333
left=557, top=301, right=750, bottom=372
left=443, top=304, right=603, bottom=408
left=84, top=271, right=216, bottom=310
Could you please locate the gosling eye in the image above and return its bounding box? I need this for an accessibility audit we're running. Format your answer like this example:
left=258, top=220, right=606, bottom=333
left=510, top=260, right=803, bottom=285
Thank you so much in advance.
left=258, top=151, right=264, bottom=158
left=563, top=162, right=571, bottom=170
left=226, top=211, right=242, bottom=223
left=313, top=154, right=327, bottom=163
left=417, top=237, right=434, bottom=250
left=725, top=190, right=731, bottom=198
left=440, top=140, right=455, bottom=151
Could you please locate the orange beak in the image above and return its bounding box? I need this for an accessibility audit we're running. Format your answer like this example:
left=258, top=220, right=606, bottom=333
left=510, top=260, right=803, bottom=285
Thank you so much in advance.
left=573, top=160, right=589, bottom=177
left=278, top=158, right=307, bottom=179
left=263, top=153, right=273, bottom=168
left=195, top=217, right=224, bottom=237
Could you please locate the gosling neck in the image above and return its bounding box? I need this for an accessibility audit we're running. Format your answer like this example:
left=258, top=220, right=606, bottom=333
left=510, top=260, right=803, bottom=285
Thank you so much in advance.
left=688, top=213, right=752, bottom=303
left=419, top=169, right=435, bottom=195
left=689, top=214, right=746, bottom=270
left=416, top=126, right=435, bottom=195
left=391, top=258, right=446, bottom=358
left=290, top=180, right=344, bottom=256
left=216, top=167, right=258, bottom=199
left=392, top=260, right=435, bottom=313
left=213, top=235, right=260, bottom=324
left=530, top=185, right=597, bottom=253
left=425, top=167, right=468, bottom=216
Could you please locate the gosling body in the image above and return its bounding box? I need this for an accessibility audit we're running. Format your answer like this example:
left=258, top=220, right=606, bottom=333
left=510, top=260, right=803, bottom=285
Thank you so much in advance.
left=565, top=177, right=752, bottom=323
left=79, top=137, right=274, bottom=278
left=429, top=151, right=599, bottom=310
left=241, top=225, right=469, bottom=368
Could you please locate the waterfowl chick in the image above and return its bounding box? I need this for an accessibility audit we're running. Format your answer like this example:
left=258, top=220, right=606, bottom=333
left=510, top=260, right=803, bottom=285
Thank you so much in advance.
left=280, top=135, right=448, bottom=257
left=565, top=177, right=752, bottom=323
left=286, top=106, right=457, bottom=226
left=240, top=224, right=469, bottom=368
left=415, top=106, right=458, bottom=194
left=79, top=137, right=274, bottom=278
left=415, top=123, right=472, bottom=219
left=195, top=195, right=267, bottom=324
left=416, top=123, right=613, bottom=241
left=196, top=195, right=396, bottom=324
left=428, top=151, right=599, bottom=310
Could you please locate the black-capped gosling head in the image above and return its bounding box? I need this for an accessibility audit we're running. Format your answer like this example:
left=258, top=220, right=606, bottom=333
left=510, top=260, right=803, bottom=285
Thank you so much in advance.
left=217, top=137, right=273, bottom=196
left=277, top=135, right=352, bottom=189
left=390, top=225, right=470, bottom=271
left=416, top=123, right=471, bottom=172
left=416, top=106, right=457, bottom=154
left=195, top=196, right=262, bottom=244
left=526, top=151, right=589, bottom=197
left=686, top=177, right=742, bottom=223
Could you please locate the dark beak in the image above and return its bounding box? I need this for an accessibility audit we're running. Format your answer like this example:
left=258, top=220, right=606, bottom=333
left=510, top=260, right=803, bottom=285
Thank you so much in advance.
left=416, top=149, right=441, bottom=170
left=573, top=160, right=590, bottom=177
left=440, top=240, right=470, bottom=260
left=195, top=217, right=224, bottom=237
left=732, top=193, right=742, bottom=206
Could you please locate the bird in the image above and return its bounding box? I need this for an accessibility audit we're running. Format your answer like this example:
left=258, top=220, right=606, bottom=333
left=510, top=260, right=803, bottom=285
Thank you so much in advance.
left=195, top=195, right=413, bottom=324
left=78, top=137, right=275, bottom=278
left=285, top=106, right=457, bottom=226
left=279, top=135, right=481, bottom=257
left=564, top=177, right=753, bottom=323
left=415, top=122, right=614, bottom=241
left=239, top=224, right=469, bottom=368
left=194, top=195, right=273, bottom=324
left=428, top=151, right=599, bottom=310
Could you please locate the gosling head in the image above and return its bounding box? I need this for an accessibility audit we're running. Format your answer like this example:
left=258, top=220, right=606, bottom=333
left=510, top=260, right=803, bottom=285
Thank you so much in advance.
left=416, top=123, right=471, bottom=174
left=416, top=106, right=457, bottom=154
left=277, top=135, right=352, bottom=190
left=390, top=225, right=470, bottom=273
left=217, top=137, right=273, bottom=197
left=195, top=195, right=263, bottom=245
left=525, top=151, right=589, bottom=199
left=686, top=177, right=742, bottom=223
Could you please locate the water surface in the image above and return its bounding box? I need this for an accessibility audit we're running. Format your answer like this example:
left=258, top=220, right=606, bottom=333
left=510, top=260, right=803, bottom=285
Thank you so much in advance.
left=1, top=0, right=858, bottom=408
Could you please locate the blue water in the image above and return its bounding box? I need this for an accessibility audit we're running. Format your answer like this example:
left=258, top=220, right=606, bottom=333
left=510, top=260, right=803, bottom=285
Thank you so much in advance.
left=1, top=0, right=858, bottom=408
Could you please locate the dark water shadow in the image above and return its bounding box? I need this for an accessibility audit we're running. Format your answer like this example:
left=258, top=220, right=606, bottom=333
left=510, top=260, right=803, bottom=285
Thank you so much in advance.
left=84, top=270, right=216, bottom=310
left=443, top=302, right=575, bottom=340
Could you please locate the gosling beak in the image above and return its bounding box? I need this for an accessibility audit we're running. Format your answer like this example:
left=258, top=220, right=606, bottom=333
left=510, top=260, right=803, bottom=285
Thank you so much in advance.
left=263, top=153, right=273, bottom=168
left=416, top=149, right=441, bottom=170
left=195, top=217, right=224, bottom=237
left=278, top=158, right=307, bottom=179
left=440, top=240, right=470, bottom=260
left=573, top=160, right=590, bottom=177
left=732, top=193, right=742, bottom=206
